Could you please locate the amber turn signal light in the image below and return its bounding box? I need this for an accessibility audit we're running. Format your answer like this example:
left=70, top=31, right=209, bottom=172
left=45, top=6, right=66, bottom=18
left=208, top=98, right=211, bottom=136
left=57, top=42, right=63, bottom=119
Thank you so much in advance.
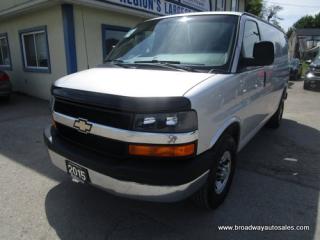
left=129, top=143, right=195, bottom=157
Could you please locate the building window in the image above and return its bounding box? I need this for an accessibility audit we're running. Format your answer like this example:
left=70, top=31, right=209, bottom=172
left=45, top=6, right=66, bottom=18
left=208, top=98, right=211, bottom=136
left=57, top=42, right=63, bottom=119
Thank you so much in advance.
left=0, top=33, right=12, bottom=70
left=19, top=26, right=50, bottom=73
left=102, top=24, right=130, bottom=62
left=231, top=0, right=238, bottom=11
left=216, top=0, right=226, bottom=11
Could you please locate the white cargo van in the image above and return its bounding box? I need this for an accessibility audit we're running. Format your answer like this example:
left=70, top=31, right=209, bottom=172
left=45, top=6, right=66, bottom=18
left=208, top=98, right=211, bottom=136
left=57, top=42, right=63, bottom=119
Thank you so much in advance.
left=44, top=12, right=289, bottom=209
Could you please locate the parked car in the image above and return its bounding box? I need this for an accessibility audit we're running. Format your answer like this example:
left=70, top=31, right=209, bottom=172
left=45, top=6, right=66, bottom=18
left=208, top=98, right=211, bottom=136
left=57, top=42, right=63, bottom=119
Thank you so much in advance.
left=0, top=71, right=11, bottom=100
left=304, top=54, right=320, bottom=91
left=44, top=12, right=289, bottom=210
left=289, top=58, right=302, bottom=80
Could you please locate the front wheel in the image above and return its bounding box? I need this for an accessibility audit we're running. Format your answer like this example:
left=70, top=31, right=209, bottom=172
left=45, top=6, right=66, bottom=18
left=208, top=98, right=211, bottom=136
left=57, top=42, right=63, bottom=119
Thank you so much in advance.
left=192, top=134, right=236, bottom=209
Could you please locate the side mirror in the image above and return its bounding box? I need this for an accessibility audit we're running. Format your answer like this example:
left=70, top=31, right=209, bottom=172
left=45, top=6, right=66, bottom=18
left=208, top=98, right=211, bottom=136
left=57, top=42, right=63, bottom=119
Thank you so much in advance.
left=241, top=41, right=275, bottom=68
left=253, top=41, right=274, bottom=66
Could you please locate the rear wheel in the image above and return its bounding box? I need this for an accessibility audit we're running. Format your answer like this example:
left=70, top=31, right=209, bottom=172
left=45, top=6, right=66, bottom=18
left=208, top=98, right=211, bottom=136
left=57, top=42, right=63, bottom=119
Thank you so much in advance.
left=192, top=134, right=236, bottom=209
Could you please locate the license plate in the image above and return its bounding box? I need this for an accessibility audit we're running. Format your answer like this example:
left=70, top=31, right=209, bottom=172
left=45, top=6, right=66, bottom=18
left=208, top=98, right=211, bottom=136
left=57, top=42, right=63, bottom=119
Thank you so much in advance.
left=66, top=160, right=90, bottom=183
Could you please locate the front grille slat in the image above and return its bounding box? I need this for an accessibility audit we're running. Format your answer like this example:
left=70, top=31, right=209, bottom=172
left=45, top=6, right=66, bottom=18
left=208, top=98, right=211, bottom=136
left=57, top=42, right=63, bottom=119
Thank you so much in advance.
left=56, top=123, right=127, bottom=158
left=54, top=98, right=133, bottom=130
left=53, top=98, right=131, bottom=158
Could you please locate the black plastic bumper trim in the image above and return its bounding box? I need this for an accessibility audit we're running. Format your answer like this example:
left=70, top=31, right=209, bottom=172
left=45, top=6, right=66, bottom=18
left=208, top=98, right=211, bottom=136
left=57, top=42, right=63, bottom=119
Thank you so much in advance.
left=44, top=126, right=213, bottom=186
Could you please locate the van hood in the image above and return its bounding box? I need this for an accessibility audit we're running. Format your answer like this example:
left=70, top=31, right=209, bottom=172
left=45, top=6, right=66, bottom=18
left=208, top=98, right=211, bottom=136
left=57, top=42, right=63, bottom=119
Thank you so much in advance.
left=54, top=67, right=212, bottom=97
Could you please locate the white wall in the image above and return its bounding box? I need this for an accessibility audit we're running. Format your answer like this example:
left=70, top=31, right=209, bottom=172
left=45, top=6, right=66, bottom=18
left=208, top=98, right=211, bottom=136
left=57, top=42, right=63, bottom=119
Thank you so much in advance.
left=239, top=0, right=245, bottom=11
left=73, top=5, right=145, bottom=71
left=0, top=5, right=67, bottom=99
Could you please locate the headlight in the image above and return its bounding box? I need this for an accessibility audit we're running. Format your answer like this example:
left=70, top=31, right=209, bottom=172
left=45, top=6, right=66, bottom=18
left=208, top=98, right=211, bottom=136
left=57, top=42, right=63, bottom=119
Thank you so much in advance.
left=133, top=111, right=197, bottom=133
left=306, top=72, right=315, bottom=79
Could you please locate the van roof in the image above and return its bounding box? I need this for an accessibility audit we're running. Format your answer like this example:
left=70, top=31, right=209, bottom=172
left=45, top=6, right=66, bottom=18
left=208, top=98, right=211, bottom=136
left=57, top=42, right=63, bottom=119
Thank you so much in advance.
left=149, top=12, right=285, bottom=34
left=150, top=11, right=243, bottom=21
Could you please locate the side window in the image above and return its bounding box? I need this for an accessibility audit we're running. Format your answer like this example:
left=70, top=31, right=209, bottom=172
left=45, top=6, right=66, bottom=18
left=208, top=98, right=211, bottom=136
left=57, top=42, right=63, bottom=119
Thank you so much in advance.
left=102, top=25, right=130, bottom=62
left=242, top=20, right=260, bottom=59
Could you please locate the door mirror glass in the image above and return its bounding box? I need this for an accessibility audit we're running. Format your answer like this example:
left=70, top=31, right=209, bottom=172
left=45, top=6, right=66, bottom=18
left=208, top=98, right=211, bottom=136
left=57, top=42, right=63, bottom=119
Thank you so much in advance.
left=241, top=41, right=274, bottom=67
left=253, top=41, right=274, bottom=66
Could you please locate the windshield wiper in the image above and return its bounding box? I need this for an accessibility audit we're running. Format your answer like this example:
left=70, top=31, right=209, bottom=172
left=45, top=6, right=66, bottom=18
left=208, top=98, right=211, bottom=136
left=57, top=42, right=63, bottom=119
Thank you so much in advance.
left=208, top=68, right=227, bottom=74
left=134, top=60, right=200, bottom=72
left=104, top=59, right=133, bottom=68
left=134, top=60, right=181, bottom=64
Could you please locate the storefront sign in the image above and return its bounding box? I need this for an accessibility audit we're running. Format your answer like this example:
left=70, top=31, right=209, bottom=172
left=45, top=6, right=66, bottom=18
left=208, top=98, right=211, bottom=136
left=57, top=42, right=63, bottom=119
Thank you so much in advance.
left=99, top=0, right=211, bottom=15
left=180, top=0, right=210, bottom=11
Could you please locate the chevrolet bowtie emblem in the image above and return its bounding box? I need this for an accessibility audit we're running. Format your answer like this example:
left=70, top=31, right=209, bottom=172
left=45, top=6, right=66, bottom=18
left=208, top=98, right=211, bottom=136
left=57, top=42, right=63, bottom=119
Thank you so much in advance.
left=73, top=118, right=92, bottom=134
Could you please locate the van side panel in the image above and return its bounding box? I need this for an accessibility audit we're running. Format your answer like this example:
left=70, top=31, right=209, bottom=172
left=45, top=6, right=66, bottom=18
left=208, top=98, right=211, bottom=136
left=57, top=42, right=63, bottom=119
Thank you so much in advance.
left=257, top=21, right=289, bottom=115
left=186, top=17, right=289, bottom=155
left=185, top=74, right=243, bottom=154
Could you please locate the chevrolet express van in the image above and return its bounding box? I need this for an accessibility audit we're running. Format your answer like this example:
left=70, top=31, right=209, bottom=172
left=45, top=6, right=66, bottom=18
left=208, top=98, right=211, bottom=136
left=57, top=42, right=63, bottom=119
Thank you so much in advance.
left=44, top=12, right=289, bottom=209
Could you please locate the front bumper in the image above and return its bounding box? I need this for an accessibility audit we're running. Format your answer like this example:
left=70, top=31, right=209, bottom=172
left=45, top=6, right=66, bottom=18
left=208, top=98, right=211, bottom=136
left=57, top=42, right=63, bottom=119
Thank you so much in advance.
left=44, top=126, right=211, bottom=202
left=304, top=78, right=320, bottom=91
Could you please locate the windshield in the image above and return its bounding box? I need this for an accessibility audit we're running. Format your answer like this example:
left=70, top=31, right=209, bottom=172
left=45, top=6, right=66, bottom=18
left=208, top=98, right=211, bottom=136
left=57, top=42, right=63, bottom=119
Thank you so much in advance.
left=106, top=15, right=239, bottom=72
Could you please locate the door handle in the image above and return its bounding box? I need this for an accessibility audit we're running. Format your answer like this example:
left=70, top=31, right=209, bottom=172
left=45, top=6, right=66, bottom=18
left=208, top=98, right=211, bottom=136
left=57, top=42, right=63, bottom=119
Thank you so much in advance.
left=263, top=71, right=267, bottom=87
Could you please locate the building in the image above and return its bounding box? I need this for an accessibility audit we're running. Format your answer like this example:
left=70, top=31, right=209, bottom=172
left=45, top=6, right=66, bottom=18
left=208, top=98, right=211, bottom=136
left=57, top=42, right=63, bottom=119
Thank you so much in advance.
left=0, top=0, right=245, bottom=100
left=288, top=28, right=320, bottom=61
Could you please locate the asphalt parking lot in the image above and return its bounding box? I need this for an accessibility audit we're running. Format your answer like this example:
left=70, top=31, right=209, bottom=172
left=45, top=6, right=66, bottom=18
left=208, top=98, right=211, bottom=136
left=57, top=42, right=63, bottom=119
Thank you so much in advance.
left=0, top=81, right=319, bottom=240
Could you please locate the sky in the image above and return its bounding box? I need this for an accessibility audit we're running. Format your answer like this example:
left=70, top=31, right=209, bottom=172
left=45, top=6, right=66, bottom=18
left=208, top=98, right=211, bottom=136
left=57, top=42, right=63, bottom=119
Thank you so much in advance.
left=263, top=0, right=320, bottom=31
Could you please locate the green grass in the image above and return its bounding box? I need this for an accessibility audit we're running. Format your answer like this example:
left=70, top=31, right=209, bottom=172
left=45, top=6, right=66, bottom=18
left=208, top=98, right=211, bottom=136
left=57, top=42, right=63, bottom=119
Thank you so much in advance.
left=301, top=61, right=309, bottom=77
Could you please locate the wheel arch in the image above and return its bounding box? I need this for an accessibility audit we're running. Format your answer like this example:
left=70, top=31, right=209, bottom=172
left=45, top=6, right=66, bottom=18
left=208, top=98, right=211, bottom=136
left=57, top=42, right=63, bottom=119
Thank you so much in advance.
left=208, top=117, right=241, bottom=152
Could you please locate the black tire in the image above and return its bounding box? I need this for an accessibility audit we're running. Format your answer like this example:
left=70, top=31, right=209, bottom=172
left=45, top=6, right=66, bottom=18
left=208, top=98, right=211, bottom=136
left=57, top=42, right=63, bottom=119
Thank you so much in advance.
left=267, top=97, right=284, bottom=129
left=303, top=82, right=307, bottom=90
left=192, top=134, right=237, bottom=210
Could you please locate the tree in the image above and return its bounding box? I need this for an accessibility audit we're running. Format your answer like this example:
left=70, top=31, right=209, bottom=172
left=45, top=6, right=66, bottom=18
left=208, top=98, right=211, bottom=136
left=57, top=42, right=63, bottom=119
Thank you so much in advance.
left=287, top=27, right=294, bottom=38
left=314, top=13, right=320, bottom=27
left=294, top=15, right=316, bottom=28
left=288, top=12, right=320, bottom=35
left=246, top=1, right=283, bottom=28
left=245, top=0, right=263, bottom=17
left=261, top=4, right=283, bottom=28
